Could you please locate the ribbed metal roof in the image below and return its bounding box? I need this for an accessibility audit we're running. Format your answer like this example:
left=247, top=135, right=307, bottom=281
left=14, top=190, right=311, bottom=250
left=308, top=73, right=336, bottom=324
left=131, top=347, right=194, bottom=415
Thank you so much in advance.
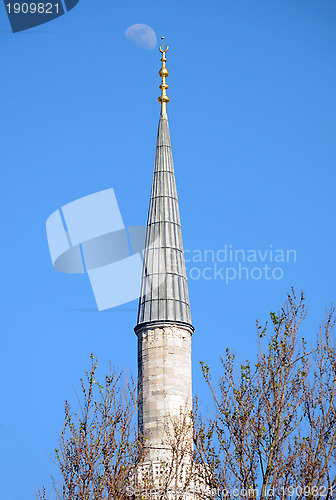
left=136, top=113, right=192, bottom=327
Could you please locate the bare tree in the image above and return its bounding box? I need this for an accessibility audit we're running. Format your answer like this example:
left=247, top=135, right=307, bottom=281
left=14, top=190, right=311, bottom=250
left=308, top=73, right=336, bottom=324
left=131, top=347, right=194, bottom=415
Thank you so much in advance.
left=37, top=359, right=196, bottom=500
left=38, top=291, right=336, bottom=500
left=37, top=356, right=140, bottom=500
left=194, top=290, right=336, bottom=500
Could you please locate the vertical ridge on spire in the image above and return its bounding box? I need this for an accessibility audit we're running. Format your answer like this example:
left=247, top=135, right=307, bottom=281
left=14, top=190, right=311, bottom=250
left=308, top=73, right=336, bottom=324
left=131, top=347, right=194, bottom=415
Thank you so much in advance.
left=136, top=113, right=192, bottom=327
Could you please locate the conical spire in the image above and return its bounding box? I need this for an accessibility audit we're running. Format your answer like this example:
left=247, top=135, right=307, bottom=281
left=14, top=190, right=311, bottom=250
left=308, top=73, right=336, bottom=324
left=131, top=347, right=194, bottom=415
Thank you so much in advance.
left=136, top=43, right=192, bottom=328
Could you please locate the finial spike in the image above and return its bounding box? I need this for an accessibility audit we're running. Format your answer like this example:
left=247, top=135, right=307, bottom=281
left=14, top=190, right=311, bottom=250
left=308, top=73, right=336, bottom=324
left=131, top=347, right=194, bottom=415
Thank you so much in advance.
left=158, top=37, right=169, bottom=114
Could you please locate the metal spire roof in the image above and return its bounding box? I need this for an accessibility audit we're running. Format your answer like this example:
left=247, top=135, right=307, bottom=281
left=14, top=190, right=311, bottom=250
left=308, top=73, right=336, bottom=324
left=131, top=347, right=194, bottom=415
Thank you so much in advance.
left=136, top=42, right=192, bottom=329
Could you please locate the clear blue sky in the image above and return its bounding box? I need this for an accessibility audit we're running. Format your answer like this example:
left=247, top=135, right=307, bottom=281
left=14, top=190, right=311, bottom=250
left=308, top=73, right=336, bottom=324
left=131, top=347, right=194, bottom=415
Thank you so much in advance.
left=1, top=0, right=336, bottom=497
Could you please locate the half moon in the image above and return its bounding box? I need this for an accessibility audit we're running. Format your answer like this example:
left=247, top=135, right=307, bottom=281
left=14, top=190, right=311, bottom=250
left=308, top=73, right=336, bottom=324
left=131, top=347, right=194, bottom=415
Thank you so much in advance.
left=124, top=24, right=157, bottom=50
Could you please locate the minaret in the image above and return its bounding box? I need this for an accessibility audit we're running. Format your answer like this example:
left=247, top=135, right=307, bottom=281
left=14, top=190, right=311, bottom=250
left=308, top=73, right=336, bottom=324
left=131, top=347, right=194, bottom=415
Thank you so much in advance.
left=134, top=41, right=194, bottom=464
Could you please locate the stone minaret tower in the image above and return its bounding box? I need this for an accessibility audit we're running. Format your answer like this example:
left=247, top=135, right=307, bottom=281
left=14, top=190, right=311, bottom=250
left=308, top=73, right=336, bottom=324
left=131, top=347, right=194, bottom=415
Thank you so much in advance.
left=134, top=42, right=194, bottom=465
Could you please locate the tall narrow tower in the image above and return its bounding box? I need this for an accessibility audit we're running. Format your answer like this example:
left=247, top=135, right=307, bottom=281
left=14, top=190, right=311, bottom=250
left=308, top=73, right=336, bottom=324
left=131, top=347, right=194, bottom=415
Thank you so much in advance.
left=134, top=42, right=194, bottom=464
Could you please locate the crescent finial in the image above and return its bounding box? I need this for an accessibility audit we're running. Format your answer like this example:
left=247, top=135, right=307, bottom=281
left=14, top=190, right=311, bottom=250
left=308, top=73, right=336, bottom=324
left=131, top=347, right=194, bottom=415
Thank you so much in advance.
left=159, top=36, right=169, bottom=54
left=158, top=37, right=170, bottom=114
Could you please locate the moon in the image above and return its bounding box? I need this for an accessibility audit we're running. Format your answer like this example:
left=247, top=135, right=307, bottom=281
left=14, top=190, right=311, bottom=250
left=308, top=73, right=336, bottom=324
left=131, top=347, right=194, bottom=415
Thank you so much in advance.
left=124, top=24, right=157, bottom=50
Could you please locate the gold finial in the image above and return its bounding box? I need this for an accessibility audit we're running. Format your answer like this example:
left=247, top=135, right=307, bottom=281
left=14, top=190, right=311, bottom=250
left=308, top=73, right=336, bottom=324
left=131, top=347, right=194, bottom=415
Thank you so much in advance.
left=158, top=37, right=169, bottom=114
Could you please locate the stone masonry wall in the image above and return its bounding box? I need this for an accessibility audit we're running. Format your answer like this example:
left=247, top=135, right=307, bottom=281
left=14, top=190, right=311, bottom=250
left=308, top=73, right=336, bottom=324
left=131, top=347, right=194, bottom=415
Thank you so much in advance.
left=136, top=322, right=193, bottom=462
